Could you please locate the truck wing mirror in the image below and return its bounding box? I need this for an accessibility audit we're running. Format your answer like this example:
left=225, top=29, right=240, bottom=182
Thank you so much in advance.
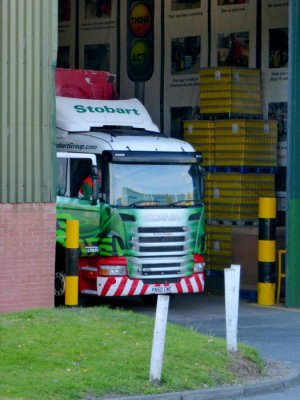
left=91, top=165, right=99, bottom=205
left=196, top=151, right=203, bottom=164
left=199, top=166, right=206, bottom=200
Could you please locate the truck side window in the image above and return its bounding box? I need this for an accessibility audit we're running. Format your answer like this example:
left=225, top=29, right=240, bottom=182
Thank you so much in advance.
left=57, top=158, right=68, bottom=196
left=70, top=159, right=93, bottom=198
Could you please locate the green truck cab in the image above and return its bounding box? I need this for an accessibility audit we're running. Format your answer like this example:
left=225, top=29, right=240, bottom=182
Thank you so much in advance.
left=55, top=96, right=206, bottom=303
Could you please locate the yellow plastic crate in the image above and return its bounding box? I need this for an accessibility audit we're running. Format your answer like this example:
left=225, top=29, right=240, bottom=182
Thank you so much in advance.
left=183, top=120, right=278, bottom=140
left=213, top=150, right=276, bottom=158
left=200, top=105, right=263, bottom=114
left=207, top=236, right=232, bottom=246
left=205, top=224, right=233, bottom=267
left=200, top=67, right=261, bottom=87
left=206, top=248, right=232, bottom=257
left=214, top=129, right=277, bottom=138
left=214, top=120, right=278, bottom=136
left=200, top=75, right=260, bottom=86
left=200, top=73, right=261, bottom=83
left=214, top=143, right=277, bottom=153
left=207, top=235, right=233, bottom=245
left=205, top=195, right=274, bottom=205
left=206, top=224, right=232, bottom=232
left=206, top=181, right=275, bottom=190
left=214, top=119, right=277, bottom=128
left=200, top=90, right=262, bottom=100
left=206, top=204, right=258, bottom=221
left=182, top=118, right=279, bottom=166
left=206, top=203, right=258, bottom=213
left=200, top=82, right=261, bottom=93
left=206, top=187, right=275, bottom=198
left=206, top=173, right=276, bottom=182
left=206, top=210, right=258, bottom=220
left=183, top=120, right=215, bottom=129
left=183, top=121, right=215, bottom=151
left=200, top=98, right=262, bottom=107
left=206, top=250, right=233, bottom=259
left=200, top=66, right=261, bottom=77
left=207, top=231, right=233, bottom=242
left=214, top=136, right=277, bottom=144
left=212, top=159, right=277, bottom=167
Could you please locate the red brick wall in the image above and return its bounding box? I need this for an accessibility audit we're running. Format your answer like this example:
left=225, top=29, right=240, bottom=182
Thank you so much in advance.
left=0, top=203, right=56, bottom=314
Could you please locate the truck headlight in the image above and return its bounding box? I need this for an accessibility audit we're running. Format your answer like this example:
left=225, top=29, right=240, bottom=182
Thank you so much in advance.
left=194, top=262, right=205, bottom=273
left=100, top=265, right=127, bottom=276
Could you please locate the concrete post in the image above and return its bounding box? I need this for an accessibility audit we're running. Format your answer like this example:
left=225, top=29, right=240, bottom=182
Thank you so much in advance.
left=149, top=294, right=170, bottom=385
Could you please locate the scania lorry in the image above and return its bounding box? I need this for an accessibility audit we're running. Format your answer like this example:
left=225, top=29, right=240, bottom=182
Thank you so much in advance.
left=55, top=95, right=206, bottom=303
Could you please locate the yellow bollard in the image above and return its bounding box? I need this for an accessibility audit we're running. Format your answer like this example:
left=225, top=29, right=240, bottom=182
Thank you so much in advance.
left=258, top=197, right=276, bottom=306
left=65, top=220, right=79, bottom=306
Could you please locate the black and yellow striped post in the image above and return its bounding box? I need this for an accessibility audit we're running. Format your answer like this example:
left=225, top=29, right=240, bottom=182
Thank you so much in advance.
left=65, top=220, right=79, bottom=306
left=258, top=197, right=276, bottom=306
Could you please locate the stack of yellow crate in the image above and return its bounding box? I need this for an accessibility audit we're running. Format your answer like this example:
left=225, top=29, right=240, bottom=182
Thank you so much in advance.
left=205, top=225, right=233, bottom=273
left=183, top=120, right=214, bottom=167
left=199, top=67, right=262, bottom=117
left=205, top=173, right=276, bottom=222
left=183, top=119, right=278, bottom=167
left=213, top=120, right=277, bottom=167
left=183, top=67, right=278, bottom=285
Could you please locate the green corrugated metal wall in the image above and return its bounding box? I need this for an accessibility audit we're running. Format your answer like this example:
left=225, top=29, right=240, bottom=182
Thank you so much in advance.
left=0, top=0, right=57, bottom=203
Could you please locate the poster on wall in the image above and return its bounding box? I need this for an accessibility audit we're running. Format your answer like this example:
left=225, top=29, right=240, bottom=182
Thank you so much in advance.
left=261, top=0, right=288, bottom=138
left=164, top=0, right=209, bottom=138
left=211, top=0, right=257, bottom=68
left=78, top=0, right=118, bottom=74
left=58, top=0, right=76, bottom=68
left=261, top=1, right=289, bottom=226
left=119, top=0, right=162, bottom=128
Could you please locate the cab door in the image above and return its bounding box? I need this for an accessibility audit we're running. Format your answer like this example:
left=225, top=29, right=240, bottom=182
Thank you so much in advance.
left=56, top=152, right=101, bottom=256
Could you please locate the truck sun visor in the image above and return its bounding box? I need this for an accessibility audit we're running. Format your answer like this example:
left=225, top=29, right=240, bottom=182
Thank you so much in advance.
left=56, top=96, right=160, bottom=133
left=104, top=150, right=201, bottom=164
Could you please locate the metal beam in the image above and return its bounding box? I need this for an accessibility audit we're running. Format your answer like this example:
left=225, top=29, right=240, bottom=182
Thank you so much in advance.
left=286, top=0, right=300, bottom=307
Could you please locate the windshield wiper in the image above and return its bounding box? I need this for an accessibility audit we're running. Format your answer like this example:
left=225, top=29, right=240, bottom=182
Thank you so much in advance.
left=168, top=200, right=203, bottom=208
left=129, top=200, right=161, bottom=208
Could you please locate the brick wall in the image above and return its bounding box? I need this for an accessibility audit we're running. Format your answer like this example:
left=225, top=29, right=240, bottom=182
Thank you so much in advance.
left=0, top=203, right=56, bottom=314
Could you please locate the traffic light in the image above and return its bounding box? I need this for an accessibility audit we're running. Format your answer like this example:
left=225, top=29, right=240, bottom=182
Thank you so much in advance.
left=127, top=0, right=154, bottom=82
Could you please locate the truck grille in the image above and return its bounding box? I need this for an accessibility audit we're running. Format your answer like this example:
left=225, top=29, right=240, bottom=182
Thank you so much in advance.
left=139, top=236, right=183, bottom=243
left=128, top=225, right=194, bottom=281
left=128, top=255, right=192, bottom=280
left=138, top=227, right=186, bottom=233
left=131, top=226, right=192, bottom=256
left=139, top=245, right=184, bottom=252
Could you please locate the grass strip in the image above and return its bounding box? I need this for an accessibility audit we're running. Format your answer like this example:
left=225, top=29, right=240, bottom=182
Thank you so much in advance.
left=0, top=306, right=264, bottom=400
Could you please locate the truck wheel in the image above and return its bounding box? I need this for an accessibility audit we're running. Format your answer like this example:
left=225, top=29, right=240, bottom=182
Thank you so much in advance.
left=54, top=271, right=66, bottom=306
left=55, top=244, right=66, bottom=306
left=55, top=272, right=66, bottom=297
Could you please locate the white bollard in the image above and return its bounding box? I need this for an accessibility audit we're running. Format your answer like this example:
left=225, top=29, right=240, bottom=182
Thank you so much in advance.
left=224, top=264, right=241, bottom=353
left=149, top=294, right=170, bottom=385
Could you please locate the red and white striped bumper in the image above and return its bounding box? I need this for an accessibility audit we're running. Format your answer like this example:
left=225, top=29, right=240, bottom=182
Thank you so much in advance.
left=97, top=273, right=205, bottom=296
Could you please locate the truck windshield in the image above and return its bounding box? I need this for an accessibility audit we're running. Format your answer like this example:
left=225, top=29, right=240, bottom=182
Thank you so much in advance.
left=108, top=163, right=203, bottom=207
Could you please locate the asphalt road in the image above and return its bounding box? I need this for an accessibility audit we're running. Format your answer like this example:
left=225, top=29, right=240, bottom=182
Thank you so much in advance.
left=106, top=292, right=300, bottom=400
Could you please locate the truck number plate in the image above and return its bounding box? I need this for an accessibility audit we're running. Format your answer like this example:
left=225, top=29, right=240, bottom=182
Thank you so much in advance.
left=150, top=285, right=175, bottom=294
